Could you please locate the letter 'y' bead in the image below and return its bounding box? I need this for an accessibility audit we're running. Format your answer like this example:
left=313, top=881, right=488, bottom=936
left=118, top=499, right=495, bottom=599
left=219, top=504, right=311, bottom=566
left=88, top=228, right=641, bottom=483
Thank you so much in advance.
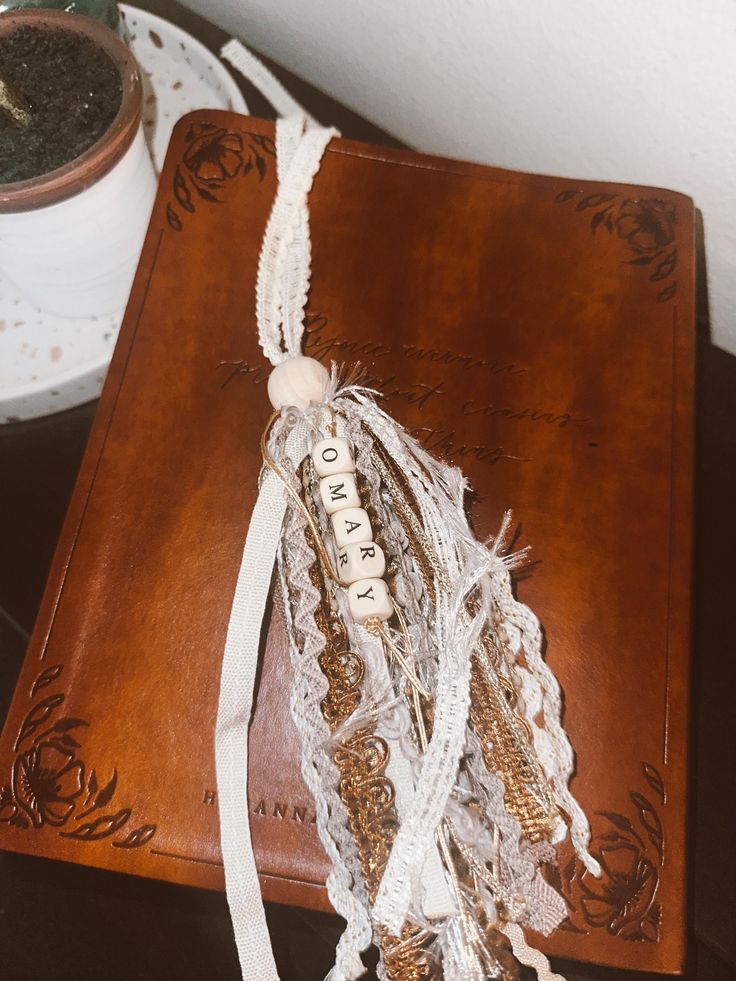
left=312, top=437, right=355, bottom=477
left=348, top=578, right=393, bottom=623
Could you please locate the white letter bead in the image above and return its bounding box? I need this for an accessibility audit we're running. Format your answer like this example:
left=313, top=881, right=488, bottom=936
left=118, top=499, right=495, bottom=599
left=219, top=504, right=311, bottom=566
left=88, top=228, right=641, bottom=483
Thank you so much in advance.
left=311, top=436, right=355, bottom=477
left=331, top=507, right=372, bottom=549
left=319, top=472, right=360, bottom=514
left=337, top=541, right=386, bottom=584
left=348, top=578, right=393, bottom=624
left=267, top=356, right=330, bottom=410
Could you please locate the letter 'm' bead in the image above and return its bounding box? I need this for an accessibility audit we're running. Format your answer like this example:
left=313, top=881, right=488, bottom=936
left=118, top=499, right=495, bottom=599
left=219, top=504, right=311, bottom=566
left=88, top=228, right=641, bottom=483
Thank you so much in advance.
left=312, top=437, right=355, bottom=478
left=338, top=541, right=386, bottom=584
left=348, top=578, right=393, bottom=624
left=319, top=472, right=361, bottom=514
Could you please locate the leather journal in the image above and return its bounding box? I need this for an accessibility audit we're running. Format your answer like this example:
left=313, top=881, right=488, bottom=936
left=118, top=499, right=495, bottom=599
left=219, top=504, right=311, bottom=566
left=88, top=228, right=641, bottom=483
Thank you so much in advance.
left=0, top=112, right=694, bottom=974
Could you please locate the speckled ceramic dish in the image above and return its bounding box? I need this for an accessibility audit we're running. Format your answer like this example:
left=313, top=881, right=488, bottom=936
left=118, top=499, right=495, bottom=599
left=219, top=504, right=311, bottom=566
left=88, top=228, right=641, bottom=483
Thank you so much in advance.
left=0, top=4, right=247, bottom=424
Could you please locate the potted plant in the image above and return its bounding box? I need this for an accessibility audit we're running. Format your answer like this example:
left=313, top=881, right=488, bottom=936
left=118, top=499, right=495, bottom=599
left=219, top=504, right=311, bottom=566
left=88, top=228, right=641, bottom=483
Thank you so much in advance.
left=0, top=10, right=156, bottom=318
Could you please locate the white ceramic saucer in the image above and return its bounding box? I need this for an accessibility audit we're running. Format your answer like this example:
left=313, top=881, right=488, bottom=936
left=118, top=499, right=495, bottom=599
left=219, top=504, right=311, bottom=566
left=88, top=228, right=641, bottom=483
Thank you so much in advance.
left=0, top=5, right=247, bottom=423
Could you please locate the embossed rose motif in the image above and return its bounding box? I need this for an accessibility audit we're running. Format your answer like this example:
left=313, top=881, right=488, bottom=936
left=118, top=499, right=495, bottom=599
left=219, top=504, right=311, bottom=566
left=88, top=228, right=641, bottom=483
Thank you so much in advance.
left=183, top=128, right=244, bottom=184
left=554, top=190, right=679, bottom=302
left=167, top=121, right=274, bottom=231
left=548, top=762, right=666, bottom=943
left=615, top=199, right=676, bottom=253
left=12, top=742, right=84, bottom=828
left=577, top=841, right=659, bottom=941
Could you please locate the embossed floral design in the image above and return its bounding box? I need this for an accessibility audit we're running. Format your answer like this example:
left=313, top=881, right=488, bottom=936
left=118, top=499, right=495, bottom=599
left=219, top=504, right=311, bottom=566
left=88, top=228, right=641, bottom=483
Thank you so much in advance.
left=554, top=189, right=679, bottom=302
left=183, top=128, right=244, bottom=183
left=547, top=761, right=666, bottom=943
left=167, top=121, right=275, bottom=231
left=615, top=199, right=676, bottom=253
left=0, top=666, right=156, bottom=849
left=12, top=742, right=84, bottom=828
left=576, top=841, right=659, bottom=941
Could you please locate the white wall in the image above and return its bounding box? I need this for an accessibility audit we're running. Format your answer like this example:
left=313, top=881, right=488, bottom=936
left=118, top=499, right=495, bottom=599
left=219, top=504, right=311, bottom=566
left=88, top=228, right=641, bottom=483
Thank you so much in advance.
left=190, top=0, right=736, bottom=354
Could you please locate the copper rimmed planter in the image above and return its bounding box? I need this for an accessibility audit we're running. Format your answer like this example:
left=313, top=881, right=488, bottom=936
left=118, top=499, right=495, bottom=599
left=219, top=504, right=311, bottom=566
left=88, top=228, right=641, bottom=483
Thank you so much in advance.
left=0, top=10, right=156, bottom=318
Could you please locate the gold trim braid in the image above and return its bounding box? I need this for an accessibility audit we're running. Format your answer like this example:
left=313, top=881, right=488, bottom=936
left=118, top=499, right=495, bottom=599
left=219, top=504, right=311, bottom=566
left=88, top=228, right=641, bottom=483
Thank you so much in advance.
left=370, top=441, right=557, bottom=845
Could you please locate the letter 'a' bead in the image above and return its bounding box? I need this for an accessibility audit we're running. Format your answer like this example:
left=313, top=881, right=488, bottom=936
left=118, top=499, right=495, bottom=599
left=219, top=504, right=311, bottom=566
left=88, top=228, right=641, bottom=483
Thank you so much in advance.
left=319, top=472, right=360, bottom=514
left=331, top=507, right=372, bottom=549
left=312, top=437, right=355, bottom=477
left=267, top=356, right=329, bottom=410
left=348, top=578, right=393, bottom=624
left=338, top=541, right=386, bottom=584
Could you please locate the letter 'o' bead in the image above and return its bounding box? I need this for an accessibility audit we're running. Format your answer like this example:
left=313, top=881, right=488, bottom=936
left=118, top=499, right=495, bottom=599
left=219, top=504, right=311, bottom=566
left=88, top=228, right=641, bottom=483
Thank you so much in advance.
left=338, top=541, right=386, bottom=584
left=348, top=578, right=393, bottom=623
left=267, top=356, right=329, bottom=410
left=331, top=507, right=372, bottom=549
left=319, top=472, right=360, bottom=515
left=312, top=436, right=355, bottom=477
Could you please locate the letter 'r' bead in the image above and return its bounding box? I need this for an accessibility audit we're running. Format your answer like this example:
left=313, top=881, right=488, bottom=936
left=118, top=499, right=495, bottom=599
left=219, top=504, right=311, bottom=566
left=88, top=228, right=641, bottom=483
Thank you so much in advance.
left=348, top=578, right=393, bottom=623
left=312, top=437, right=355, bottom=477
left=331, top=507, right=372, bottom=548
left=267, top=356, right=330, bottom=410
left=319, top=472, right=360, bottom=514
left=337, top=541, right=386, bottom=584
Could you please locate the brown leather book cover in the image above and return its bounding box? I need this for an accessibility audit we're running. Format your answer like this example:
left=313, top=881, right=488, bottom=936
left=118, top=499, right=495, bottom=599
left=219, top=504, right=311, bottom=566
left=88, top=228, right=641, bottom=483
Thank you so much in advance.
left=0, top=112, right=694, bottom=974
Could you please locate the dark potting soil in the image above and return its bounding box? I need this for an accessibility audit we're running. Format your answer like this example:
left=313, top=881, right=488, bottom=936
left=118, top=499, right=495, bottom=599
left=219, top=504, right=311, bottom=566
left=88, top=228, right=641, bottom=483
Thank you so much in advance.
left=0, top=26, right=122, bottom=183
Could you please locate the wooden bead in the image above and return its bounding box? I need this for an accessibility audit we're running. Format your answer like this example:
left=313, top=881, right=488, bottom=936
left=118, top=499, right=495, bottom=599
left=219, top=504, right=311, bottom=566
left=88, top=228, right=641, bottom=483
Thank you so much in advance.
left=337, top=541, right=386, bottom=584
left=331, top=507, right=372, bottom=549
left=319, top=472, right=360, bottom=515
left=347, top=577, right=393, bottom=623
left=312, top=436, right=355, bottom=477
left=267, top=356, right=329, bottom=410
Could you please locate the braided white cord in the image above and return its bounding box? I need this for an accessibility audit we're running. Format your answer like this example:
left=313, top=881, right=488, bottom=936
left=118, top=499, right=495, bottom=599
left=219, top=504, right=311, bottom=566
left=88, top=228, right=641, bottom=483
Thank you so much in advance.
left=221, top=39, right=314, bottom=121
left=275, top=116, right=316, bottom=360
left=255, top=117, right=338, bottom=365
left=222, top=41, right=338, bottom=365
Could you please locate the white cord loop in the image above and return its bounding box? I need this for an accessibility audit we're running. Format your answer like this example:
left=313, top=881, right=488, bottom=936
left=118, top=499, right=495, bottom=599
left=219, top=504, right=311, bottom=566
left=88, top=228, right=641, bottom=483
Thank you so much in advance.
left=256, top=116, right=339, bottom=365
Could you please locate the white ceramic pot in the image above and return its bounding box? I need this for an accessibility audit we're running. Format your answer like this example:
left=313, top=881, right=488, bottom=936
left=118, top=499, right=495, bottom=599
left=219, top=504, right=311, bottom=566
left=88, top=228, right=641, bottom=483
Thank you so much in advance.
left=0, top=11, right=156, bottom=319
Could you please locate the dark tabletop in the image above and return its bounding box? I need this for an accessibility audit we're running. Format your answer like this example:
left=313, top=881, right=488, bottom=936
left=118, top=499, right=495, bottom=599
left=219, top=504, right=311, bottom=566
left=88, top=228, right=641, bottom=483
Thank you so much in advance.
left=0, top=3, right=734, bottom=979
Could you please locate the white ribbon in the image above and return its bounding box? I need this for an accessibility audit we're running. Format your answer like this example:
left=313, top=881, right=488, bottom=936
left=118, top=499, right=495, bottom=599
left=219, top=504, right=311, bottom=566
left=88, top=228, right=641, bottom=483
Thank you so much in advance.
left=215, top=465, right=287, bottom=981
left=215, top=424, right=310, bottom=981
